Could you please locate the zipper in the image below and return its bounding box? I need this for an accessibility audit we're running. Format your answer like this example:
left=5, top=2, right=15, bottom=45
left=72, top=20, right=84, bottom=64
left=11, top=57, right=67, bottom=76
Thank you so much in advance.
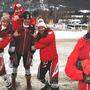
left=22, top=29, right=27, bottom=55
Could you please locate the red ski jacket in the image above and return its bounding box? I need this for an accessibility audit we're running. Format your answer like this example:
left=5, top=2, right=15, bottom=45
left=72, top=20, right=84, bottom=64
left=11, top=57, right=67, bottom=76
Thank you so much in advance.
left=65, top=37, right=90, bottom=81
left=0, top=35, right=11, bottom=49
left=0, top=24, right=13, bottom=49
left=34, top=29, right=58, bottom=62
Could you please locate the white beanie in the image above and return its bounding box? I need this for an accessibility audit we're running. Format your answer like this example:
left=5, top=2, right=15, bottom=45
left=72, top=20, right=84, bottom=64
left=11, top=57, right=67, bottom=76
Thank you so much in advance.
left=37, top=19, right=46, bottom=28
left=37, top=22, right=46, bottom=28
left=37, top=18, right=44, bottom=23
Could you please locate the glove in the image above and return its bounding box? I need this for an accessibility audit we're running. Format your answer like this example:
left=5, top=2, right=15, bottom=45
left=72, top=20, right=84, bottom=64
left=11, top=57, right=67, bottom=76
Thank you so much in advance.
left=31, top=50, right=36, bottom=54
left=0, top=48, right=4, bottom=53
left=13, top=30, right=21, bottom=37
left=81, top=59, right=90, bottom=75
left=31, top=46, right=36, bottom=54
left=13, top=15, right=19, bottom=21
left=81, top=59, right=90, bottom=83
left=31, top=46, right=36, bottom=51
left=83, top=74, right=90, bottom=84
left=8, top=46, right=15, bottom=55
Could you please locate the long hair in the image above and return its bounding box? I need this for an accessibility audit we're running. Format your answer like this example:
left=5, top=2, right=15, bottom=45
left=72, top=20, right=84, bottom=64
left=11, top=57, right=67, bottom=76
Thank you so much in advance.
left=35, top=28, right=49, bottom=42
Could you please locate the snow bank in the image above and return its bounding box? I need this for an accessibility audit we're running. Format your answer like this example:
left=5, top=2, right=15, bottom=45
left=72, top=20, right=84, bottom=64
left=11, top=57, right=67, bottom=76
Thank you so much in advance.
left=54, top=30, right=87, bottom=40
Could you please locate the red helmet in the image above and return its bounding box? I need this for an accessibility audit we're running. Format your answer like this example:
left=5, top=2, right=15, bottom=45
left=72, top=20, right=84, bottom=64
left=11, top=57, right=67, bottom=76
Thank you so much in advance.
left=13, top=3, right=22, bottom=10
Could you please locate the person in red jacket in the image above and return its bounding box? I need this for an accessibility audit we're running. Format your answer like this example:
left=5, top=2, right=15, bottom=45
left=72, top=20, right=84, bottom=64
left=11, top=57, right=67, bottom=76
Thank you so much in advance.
left=11, top=2, right=25, bottom=31
left=0, top=13, right=14, bottom=90
left=9, top=2, right=25, bottom=67
left=9, top=2, right=25, bottom=68
left=32, top=19, right=59, bottom=90
left=65, top=21, right=90, bottom=90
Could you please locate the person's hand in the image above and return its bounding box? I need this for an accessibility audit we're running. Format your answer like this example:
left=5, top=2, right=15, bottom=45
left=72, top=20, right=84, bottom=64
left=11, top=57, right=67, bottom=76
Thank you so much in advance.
left=81, top=59, right=90, bottom=75
left=83, top=74, right=90, bottom=84
left=32, top=30, right=38, bottom=37
left=13, top=30, right=20, bottom=37
left=31, top=46, right=36, bottom=50
left=8, top=47, right=15, bottom=55
left=13, top=15, right=19, bottom=21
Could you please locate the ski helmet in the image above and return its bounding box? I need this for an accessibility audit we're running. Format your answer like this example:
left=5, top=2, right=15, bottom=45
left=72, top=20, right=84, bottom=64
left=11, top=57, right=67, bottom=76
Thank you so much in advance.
left=13, top=3, right=22, bottom=10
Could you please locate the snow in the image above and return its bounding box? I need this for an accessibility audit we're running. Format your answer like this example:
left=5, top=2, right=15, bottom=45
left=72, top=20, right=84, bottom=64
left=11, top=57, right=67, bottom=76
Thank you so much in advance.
left=54, top=30, right=87, bottom=39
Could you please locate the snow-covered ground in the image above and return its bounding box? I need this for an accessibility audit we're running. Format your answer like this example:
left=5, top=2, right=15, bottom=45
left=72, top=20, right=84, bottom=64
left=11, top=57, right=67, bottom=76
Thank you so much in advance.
left=54, top=30, right=87, bottom=40
left=2, top=39, right=78, bottom=90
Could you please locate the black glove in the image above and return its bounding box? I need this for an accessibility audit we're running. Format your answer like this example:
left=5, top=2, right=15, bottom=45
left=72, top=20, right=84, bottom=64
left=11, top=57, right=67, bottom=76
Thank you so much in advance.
left=8, top=47, right=15, bottom=55
left=31, top=46, right=36, bottom=54
left=31, top=50, right=36, bottom=54
left=83, top=73, right=90, bottom=84
left=28, top=25, right=35, bottom=34
left=0, top=48, right=4, bottom=53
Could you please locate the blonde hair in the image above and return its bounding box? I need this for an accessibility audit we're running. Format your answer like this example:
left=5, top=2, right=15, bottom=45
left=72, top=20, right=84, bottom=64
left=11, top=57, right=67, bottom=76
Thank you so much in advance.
left=2, top=12, right=10, bottom=18
left=1, top=16, right=10, bottom=23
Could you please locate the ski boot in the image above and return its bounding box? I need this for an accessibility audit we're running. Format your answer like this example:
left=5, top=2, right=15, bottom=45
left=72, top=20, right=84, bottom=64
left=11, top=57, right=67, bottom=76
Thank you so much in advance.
left=11, top=73, right=17, bottom=90
left=6, top=82, right=12, bottom=90
left=41, top=81, right=51, bottom=90
left=51, top=87, right=59, bottom=90
left=51, top=84, right=59, bottom=90
left=25, top=74, right=32, bottom=90
left=7, top=85, right=12, bottom=90
left=2, top=74, right=12, bottom=90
